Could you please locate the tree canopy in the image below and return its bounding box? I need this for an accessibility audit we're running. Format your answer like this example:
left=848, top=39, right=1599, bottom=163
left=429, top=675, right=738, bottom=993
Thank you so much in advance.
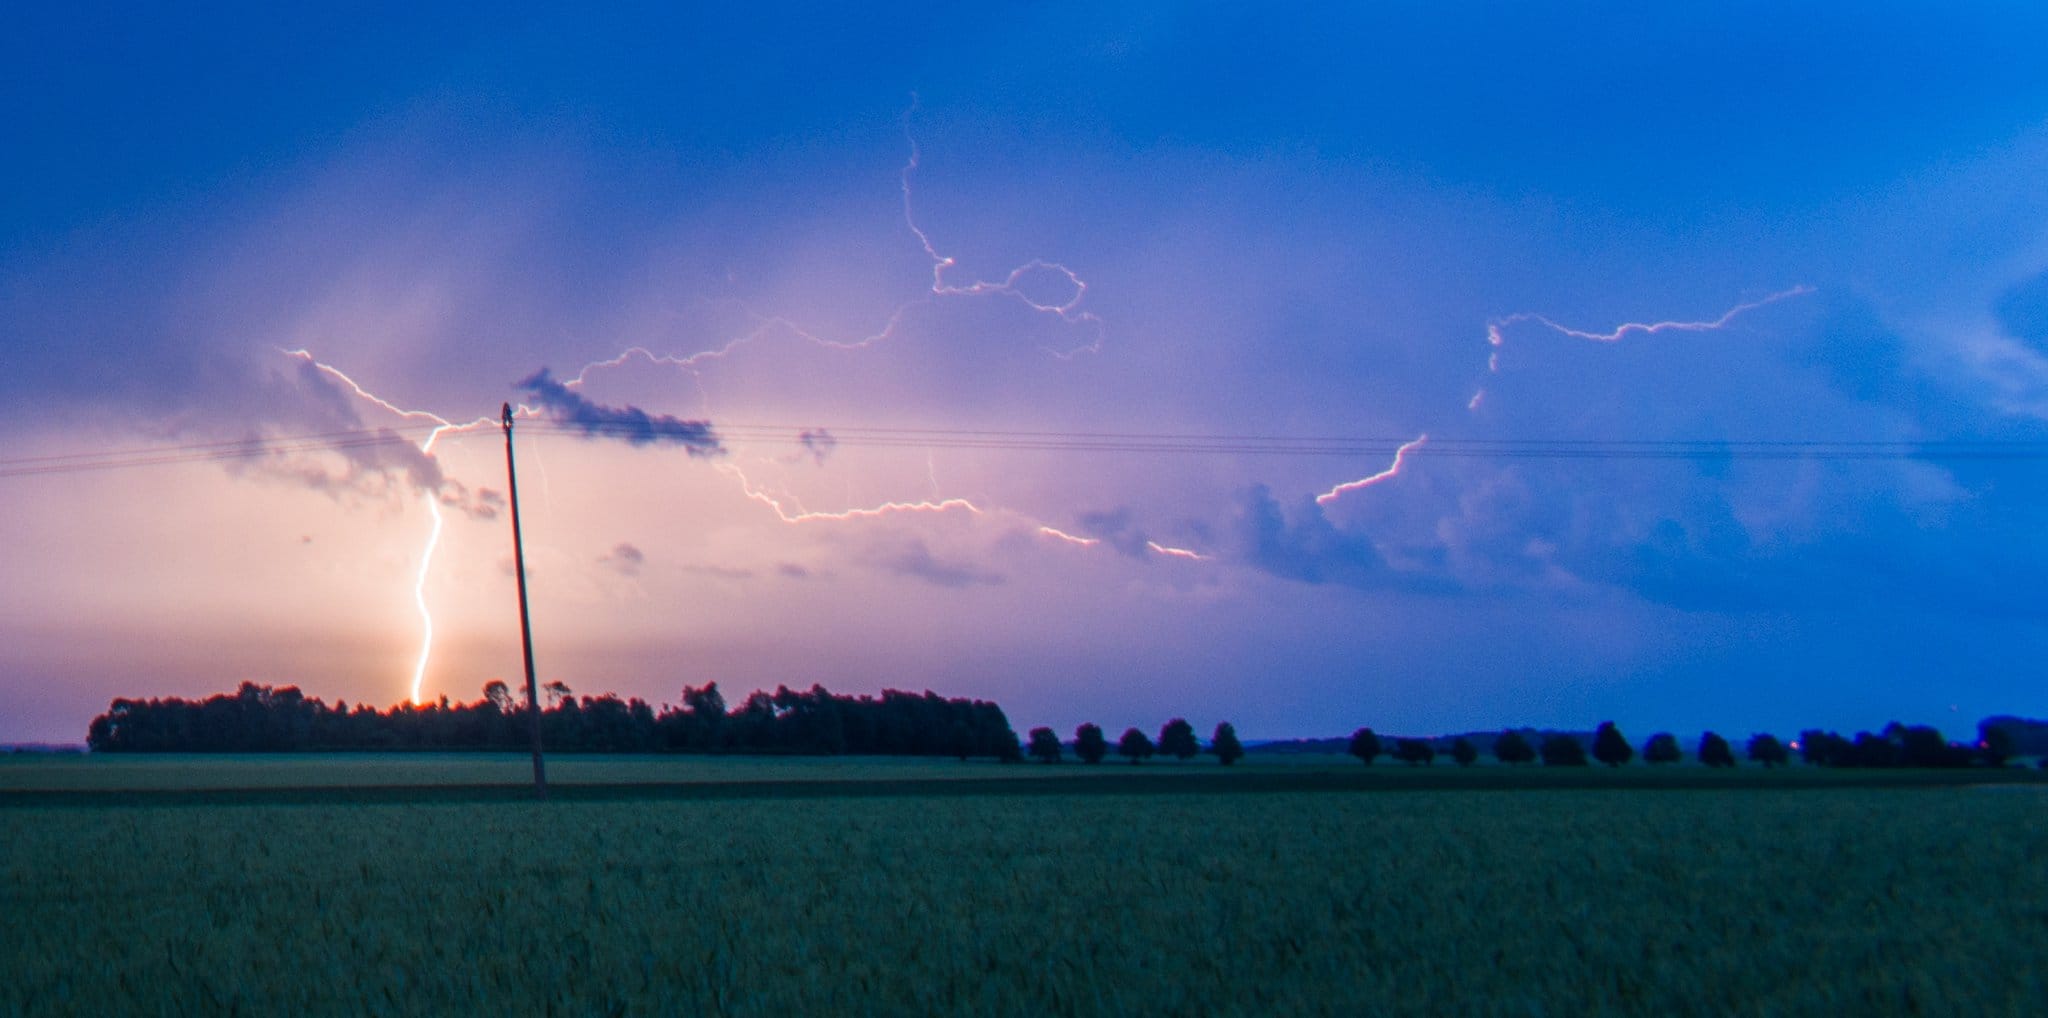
left=1116, top=728, right=1156, bottom=765
left=1347, top=727, right=1382, bottom=766
left=1157, top=718, right=1200, bottom=760
left=1210, top=722, right=1245, bottom=766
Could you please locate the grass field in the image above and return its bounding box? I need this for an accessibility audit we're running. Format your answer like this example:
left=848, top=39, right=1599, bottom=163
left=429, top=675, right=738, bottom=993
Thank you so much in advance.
left=5, top=756, right=2046, bottom=1015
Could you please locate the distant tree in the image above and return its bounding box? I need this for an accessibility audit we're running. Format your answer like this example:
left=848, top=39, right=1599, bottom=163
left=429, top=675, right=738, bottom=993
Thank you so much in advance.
left=1893, top=724, right=1971, bottom=768
left=1393, top=738, right=1436, bottom=766
left=1158, top=718, right=1201, bottom=761
left=483, top=680, right=515, bottom=714
left=1642, top=732, right=1682, bottom=765
left=1450, top=736, right=1478, bottom=767
left=542, top=680, right=572, bottom=708
left=1798, top=729, right=1838, bottom=766
left=1745, top=733, right=1787, bottom=768
left=1697, top=731, right=1736, bottom=768
left=1591, top=722, right=1633, bottom=767
left=1981, top=726, right=2016, bottom=768
left=1210, top=722, right=1245, bottom=766
left=1027, top=727, right=1063, bottom=764
left=1117, top=727, right=1156, bottom=765
left=1075, top=723, right=1109, bottom=765
left=1540, top=734, right=1589, bottom=766
left=1494, top=730, right=1536, bottom=765
left=1348, top=727, right=1382, bottom=766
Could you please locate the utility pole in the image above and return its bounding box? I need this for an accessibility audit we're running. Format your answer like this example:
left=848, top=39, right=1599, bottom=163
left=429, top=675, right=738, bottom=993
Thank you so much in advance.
left=502, top=403, right=547, bottom=799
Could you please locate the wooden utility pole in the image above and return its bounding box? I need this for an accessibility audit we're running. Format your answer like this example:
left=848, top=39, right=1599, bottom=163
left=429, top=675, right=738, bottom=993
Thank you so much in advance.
left=501, top=403, right=548, bottom=799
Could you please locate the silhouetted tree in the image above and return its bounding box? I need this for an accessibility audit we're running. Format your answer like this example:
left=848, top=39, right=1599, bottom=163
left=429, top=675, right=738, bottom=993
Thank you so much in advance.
left=1591, top=722, right=1633, bottom=767
left=1697, top=731, right=1736, bottom=768
left=1027, top=727, right=1063, bottom=764
left=1158, top=718, right=1201, bottom=761
left=1981, top=726, right=2015, bottom=767
left=1798, top=729, right=1840, bottom=766
left=1117, top=727, right=1156, bottom=765
left=1075, top=723, right=1108, bottom=764
left=1745, top=733, right=1787, bottom=768
left=1494, top=730, right=1536, bottom=765
left=1210, top=722, right=1245, bottom=766
left=1450, top=737, right=1478, bottom=767
left=1541, top=734, right=1589, bottom=766
left=1393, top=738, right=1436, bottom=766
left=1642, top=732, right=1681, bottom=765
left=1347, top=727, right=1382, bottom=766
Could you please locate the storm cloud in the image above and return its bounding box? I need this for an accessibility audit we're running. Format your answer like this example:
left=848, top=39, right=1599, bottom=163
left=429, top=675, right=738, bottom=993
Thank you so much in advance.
left=517, top=369, right=722, bottom=454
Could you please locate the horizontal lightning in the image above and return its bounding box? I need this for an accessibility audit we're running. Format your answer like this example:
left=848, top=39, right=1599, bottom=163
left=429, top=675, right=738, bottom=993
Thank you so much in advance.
left=1471, top=286, right=1817, bottom=413
left=1485, top=285, right=1816, bottom=363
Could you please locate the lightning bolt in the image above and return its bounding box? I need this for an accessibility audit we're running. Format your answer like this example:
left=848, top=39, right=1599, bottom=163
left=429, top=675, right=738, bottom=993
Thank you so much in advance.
left=281, top=350, right=504, bottom=704
left=549, top=102, right=1183, bottom=560
left=1470, top=285, right=1816, bottom=410
left=1485, top=285, right=1815, bottom=351
left=261, top=108, right=1197, bottom=706
left=1316, top=435, right=1428, bottom=506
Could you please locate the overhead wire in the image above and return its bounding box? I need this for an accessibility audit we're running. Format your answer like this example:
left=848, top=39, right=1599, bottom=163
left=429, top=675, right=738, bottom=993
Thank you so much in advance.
left=7, top=418, right=2048, bottom=480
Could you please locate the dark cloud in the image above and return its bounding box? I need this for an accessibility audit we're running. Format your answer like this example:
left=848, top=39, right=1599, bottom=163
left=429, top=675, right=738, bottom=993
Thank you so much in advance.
left=776, top=562, right=816, bottom=580
left=218, top=360, right=446, bottom=500
left=516, top=369, right=722, bottom=454
left=600, top=542, right=645, bottom=576
left=1230, top=484, right=1391, bottom=589
left=797, top=428, right=837, bottom=465
left=871, top=538, right=1003, bottom=589
left=1076, top=506, right=1152, bottom=559
left=438, top=481, right=504, bottom=521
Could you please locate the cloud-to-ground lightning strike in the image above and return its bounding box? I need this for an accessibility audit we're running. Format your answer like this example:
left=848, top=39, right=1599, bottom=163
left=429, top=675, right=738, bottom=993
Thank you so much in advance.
left=275, top=112, right=1204, bottom=703
left=1316, top=435, right=1429, bottom=507
left=283, top=350, right=504, bottom=704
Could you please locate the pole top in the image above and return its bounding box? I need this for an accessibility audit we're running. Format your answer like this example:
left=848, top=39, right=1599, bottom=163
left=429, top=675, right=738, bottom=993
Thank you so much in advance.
left=501, top=402, right=513, bottom=428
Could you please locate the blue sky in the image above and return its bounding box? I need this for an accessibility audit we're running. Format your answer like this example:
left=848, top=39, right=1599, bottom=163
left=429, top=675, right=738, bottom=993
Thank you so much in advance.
left=5, top=3, right=2048, bottom=744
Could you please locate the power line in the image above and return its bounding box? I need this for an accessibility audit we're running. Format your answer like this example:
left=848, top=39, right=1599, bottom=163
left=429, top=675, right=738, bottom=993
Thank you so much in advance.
left=7, top=420, right=2048, bottom=480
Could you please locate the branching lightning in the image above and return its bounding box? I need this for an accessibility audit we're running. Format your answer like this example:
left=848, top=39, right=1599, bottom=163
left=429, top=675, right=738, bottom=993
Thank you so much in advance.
left=282, top=350, right=505, bottom=704
left=267, top=108, right=1198, bottom=704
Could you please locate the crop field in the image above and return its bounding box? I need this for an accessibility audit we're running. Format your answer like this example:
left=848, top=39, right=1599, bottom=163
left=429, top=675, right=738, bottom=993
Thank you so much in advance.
left=5, top=761, right=2047, bottom=1015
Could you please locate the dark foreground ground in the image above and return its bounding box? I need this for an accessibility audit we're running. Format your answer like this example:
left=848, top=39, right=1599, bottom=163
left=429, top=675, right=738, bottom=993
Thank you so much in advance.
left=3, top=756, right=2045, bottom=1015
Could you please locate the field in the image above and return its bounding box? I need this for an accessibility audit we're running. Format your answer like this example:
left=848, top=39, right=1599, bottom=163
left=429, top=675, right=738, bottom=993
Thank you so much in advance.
left=5, top=756, right=2047, bottom=1015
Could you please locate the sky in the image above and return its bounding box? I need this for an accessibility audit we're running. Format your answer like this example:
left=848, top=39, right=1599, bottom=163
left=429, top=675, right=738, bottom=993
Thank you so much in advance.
left=6, top=3, right=2048, bottom=745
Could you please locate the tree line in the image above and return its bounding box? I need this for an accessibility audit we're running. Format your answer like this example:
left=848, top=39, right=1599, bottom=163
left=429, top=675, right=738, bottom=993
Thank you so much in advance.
left=85, top=681, right=1023, bottom=760
left=1021, top=719, right=1246, bottom=765
left=1336, top=719, right=2022, bottom=769
left=85, top=682, right=2034, bottom=770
